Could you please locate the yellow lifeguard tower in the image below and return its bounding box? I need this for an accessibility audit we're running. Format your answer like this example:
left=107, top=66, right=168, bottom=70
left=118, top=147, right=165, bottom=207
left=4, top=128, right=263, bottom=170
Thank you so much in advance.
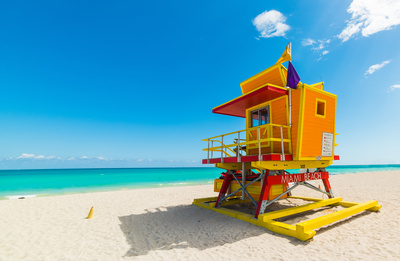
left=193, top=45, right=381, bottom=241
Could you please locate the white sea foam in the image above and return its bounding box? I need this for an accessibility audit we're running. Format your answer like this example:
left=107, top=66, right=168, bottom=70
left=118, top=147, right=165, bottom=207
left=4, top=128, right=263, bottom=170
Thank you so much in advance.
left=6, top=195, right=37, bottom=200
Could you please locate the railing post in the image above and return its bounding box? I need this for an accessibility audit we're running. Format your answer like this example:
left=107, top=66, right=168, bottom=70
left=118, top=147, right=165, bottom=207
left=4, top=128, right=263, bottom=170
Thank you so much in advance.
left=211, top=140, right=214, bottom=158
left=270, top=124, right=274, bottom=153
left=280, top=126, right=285, bottom=161
left=258, top=127, right=261, bottom=161
left=207, top=139, right=210, bottom=164
left=221, top=135, right=224, bottom=163
left=237, top=131, right=241, bottom=162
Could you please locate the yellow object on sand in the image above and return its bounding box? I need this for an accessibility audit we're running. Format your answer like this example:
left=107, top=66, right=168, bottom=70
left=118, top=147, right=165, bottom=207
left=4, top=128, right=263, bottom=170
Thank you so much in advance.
left=87, top=206, right=94, bottom=219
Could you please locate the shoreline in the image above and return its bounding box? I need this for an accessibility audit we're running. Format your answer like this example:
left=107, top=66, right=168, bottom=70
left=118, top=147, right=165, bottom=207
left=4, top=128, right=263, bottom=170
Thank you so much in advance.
left=0, top=180, right=215, bottom=200
left=2, top=169, right=400, bottom=200
left=0, top=170, right=399, bottom=260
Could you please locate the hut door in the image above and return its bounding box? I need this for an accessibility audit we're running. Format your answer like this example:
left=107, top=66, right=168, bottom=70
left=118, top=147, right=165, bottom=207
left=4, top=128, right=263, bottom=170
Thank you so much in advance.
left=248, top=106, right=270, bottom=152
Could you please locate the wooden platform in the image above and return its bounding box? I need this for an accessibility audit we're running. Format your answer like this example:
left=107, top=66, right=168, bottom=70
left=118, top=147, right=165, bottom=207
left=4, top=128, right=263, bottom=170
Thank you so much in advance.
left=193, top=196, right=381, bottom=241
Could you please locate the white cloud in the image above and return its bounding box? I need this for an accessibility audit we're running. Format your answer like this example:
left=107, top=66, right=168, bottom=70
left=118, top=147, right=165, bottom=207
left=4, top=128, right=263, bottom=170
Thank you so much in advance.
left=17, top=153, right=35, bottom=159
left=16, top=153, right=58, bottom=160
left=96, top=156, right=106, bottom=160
left=389, top=84, right=400, bottom=91
left=81, top=156, right=89, bottom=159
left=312, top=39, right=331, bottom=51
left=137, top=159, right=144, bottom=162
left=67, top=157, right=75, bottom=161
left=365, top=60, right=391, bottom=75
left=338, top=0, right=400, bottom=42
left=302, top=38, right=316, bottom=46
left=253, top=10, right=290, bottom=38
left=303, top=39, right=331, bottom=60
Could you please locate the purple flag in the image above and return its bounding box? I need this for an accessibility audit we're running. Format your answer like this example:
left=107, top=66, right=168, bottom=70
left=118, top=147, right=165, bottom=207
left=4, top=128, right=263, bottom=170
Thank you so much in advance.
left=287, top=61, right=300, bottom=89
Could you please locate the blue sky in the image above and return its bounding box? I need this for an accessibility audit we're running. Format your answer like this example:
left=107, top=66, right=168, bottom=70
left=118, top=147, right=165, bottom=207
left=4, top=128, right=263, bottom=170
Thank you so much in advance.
left=1, top=0, right=399, bottom=169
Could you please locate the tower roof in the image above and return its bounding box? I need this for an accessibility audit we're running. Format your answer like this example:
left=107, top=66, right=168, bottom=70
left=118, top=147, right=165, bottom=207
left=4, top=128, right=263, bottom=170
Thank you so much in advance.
left=240, top=64, right=288, bottom=94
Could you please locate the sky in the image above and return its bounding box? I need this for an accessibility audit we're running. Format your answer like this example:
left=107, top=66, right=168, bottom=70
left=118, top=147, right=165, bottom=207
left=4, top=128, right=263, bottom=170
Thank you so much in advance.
left=1, top=0, right=400, bottom=169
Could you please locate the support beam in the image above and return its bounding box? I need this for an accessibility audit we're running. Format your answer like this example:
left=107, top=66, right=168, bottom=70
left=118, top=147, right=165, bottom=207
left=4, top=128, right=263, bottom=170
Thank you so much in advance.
left=260, top=197, right=342, bottom=220
left=296, top=200, right=379, bottom=234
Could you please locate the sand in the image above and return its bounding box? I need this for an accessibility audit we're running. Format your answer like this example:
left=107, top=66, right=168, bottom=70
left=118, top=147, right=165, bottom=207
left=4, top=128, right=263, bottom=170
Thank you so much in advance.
left=0, top=170, right=399, bottom=260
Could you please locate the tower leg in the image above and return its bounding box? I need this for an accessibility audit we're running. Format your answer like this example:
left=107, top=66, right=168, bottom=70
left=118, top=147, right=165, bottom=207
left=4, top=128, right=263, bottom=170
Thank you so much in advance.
left=322, top=177, right=334, bottom=198
left=255, top=170, right=270, bottom=218
left=215, top=170, right=233, bottom=207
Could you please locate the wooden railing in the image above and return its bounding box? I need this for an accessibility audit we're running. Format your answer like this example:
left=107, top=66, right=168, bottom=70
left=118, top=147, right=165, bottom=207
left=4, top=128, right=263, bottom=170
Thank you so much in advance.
left=203, top=124, right=292, bottom=163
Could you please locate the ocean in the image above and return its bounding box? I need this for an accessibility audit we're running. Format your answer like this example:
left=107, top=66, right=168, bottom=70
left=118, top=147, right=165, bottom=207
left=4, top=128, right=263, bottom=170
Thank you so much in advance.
left=1, top=165, right=399, bottom=199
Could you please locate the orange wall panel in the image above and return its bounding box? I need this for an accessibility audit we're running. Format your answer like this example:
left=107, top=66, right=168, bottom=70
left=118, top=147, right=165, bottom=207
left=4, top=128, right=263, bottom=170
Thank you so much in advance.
left=271, top=97, right=287, bottom=125
left=300, top=88, right=336, bottom=158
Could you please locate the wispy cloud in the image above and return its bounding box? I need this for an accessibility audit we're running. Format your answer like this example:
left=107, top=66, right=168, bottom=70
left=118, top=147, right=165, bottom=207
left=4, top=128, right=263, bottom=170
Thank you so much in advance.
left=365, top=60, right=391, bottom=75
left=302, top=38, right=316, bottom=46
left=16, top=153, right=57, bottom=160
left=312, top=39, right=331, bottom=51
left=302, top=38, right=331, bottom=60
left=253, top=10, right=290, bottom=38
left=17, top=153, right=36, bottom=159
left=338, top=0, right=400, bottom=42
left=13, top=154, right=125, bottom=162
left=389, top=84, right=400, bottom=91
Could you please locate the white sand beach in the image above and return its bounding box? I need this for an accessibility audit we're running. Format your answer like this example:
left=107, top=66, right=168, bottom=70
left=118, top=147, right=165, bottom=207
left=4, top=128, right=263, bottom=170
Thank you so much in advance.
left=0, top=170, right=399, bottom=260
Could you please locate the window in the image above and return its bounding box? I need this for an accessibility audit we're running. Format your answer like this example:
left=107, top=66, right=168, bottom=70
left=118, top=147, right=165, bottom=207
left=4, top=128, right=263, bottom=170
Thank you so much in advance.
left=315, top=99, right=326, bottom=118
left=251, top=106, right=270, bottom=127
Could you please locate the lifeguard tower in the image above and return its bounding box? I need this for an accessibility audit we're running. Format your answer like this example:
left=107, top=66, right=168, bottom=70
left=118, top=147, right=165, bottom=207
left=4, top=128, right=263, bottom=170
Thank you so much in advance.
left=193, top=45, right=381, bottom=241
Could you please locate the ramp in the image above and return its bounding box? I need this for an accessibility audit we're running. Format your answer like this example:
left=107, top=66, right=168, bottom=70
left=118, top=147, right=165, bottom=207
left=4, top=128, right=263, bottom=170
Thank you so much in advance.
left=193, top=196, right=381, bottom=241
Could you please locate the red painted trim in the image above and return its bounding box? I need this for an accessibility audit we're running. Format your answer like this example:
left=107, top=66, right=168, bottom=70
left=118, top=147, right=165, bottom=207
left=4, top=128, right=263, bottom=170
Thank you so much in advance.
left=223, top=157, right=238, bottom=163
left=240, top=155, right=260, bottom=162
left=262, top=154, right=293, bottom=161
left=266, top=172, right=329, bottom=185
left=212, top=85, right=288, bottom=118
left=334, top=155, right=340, bottom=160
left=213, top=87, right=269, bottom=112
left=208, top=158, right=222, bottom=164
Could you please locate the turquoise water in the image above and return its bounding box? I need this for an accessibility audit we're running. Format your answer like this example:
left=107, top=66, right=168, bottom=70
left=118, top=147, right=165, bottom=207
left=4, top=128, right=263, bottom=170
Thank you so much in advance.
left=0, top=165, right=399, bottom=199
